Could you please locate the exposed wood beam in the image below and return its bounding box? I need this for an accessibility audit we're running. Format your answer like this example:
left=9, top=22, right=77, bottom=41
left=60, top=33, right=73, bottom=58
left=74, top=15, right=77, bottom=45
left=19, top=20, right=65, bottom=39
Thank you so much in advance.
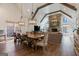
left=61, top=3, right=77, bottom=11
left=60, top=10, right=72, bottom=18
left=38, top=3, right=53, bottom=9
left=40, top=14, right=48, bottom=22
left=40, top=10, right=60, bottom=22
left=32, top=3, right=53, bottom=19
left=32, top=3, right=77, bottom=20
left=40, top=10, right=72, bottom=23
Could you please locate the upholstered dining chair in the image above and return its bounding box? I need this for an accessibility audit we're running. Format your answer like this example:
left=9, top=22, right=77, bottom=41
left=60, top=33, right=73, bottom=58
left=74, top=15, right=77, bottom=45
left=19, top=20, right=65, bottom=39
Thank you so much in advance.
left=35, top=32, right=48, bottom=50
left=21, top=34, right=29, bottom=46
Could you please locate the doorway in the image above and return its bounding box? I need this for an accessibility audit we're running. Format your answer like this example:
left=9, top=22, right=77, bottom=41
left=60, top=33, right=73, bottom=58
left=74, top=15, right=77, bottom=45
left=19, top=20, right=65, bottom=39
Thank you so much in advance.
left=6, top=23, right=15, bottom=41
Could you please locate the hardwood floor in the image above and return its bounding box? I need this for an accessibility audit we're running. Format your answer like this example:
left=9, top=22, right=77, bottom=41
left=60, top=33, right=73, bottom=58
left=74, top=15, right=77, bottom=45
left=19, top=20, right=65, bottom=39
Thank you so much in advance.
left=0, top=34, right=76, bottom=56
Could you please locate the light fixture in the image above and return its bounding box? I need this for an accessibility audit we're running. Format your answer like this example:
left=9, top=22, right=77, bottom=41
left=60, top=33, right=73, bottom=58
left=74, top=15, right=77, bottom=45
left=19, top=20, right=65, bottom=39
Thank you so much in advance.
left=29, top=18, right=36, bottom=24
left=19, top=22, right=25, bottom=26
left=29, top=3, right=36, bottom=24
left=19, top=4, right=25, bottom=26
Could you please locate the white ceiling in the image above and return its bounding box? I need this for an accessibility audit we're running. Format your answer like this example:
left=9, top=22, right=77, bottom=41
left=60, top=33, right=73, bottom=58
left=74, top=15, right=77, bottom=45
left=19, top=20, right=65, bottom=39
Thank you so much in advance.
left=16, top=3, right=79, bottom=19
left=16, top=3, right=45, bottom=19
left=0, top=3, right=78, bottom=21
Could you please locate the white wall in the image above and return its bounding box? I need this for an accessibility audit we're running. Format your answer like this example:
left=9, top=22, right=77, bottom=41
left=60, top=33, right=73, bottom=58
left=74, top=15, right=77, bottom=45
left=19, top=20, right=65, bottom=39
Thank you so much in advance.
left=17, top=3, right=40, bottom=32
left=0, top=3, right=44, bottom=33
left=0, top=4, right=21, bottom=36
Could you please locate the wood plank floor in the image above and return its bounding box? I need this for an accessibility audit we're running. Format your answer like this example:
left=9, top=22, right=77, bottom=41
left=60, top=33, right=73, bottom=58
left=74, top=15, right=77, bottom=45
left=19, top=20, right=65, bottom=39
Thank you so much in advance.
left=0, top=34, right=76, bottom=56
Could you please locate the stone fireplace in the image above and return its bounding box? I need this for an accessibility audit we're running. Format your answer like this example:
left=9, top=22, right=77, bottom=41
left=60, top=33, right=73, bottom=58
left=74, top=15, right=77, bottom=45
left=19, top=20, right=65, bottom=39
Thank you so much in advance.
left=49, top=14, right=61, bottom=32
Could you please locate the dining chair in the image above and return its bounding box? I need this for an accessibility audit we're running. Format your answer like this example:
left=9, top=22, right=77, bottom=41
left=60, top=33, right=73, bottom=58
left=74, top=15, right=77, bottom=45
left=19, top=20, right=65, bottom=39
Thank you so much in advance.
left=21, top=34, right=29, bottom=46
left=35, top=32, right=48, bottom=50
left=16, top=33, right=21, bottom=44
left=22, top=34, right=34, bottom=48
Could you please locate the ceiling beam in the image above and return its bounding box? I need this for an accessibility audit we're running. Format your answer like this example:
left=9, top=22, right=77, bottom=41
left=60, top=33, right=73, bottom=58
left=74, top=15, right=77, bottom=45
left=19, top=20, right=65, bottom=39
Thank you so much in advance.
left=32, top=3, right=77, bottom=20
left=61, top=3, right=77, bottom=11
left=40, top=10, right=72, bottom=23
left=60, top=10, right=72, bottom=18
left=32, top=3, right=53, bottom=19
left=40, top=10, right=60, bottom=22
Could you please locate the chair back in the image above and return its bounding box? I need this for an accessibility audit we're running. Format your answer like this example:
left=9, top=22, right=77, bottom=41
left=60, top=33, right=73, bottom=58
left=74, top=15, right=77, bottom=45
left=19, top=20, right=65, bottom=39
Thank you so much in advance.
left=44, top=32, right=48, bottom=46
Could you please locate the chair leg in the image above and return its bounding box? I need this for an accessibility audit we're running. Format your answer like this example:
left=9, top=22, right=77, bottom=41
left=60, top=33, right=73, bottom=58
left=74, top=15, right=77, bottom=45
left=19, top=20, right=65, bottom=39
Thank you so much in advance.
left=42, top=46, right=45, bottom=51
left=14, top=39, right=16, bottom=43
left=42, top=46, right=48, bottom=51
left=33, top=45, right=39, bottom=51
left=45, top=46, right=48, bottom=50
left=34, top=45, right=37, bottom=50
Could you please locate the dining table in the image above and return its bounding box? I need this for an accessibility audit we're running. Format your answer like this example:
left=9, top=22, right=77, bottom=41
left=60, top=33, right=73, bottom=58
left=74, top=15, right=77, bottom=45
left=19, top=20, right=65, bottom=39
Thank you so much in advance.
left=26, top=32, right=45, bottom=49
left=27, top=32, right=44, bottom=39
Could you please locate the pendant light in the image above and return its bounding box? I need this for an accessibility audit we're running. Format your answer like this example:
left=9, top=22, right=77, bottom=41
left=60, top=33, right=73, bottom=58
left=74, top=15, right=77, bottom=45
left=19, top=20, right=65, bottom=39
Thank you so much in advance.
left=19, top=4, right=25, bottom=26
left=29, top=3, right=36, bottom=24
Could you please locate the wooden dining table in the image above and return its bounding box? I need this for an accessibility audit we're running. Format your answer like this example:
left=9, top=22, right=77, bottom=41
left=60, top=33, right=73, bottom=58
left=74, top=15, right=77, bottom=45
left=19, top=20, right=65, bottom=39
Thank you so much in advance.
left=26, top=32, right=45, bottom=49
left=27, top=32, right=45, bottom=40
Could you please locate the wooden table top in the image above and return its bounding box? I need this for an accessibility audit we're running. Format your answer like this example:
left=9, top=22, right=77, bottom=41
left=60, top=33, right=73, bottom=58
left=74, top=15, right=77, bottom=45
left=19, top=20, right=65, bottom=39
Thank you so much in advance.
left=27, top=32, right=44, bottom=39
